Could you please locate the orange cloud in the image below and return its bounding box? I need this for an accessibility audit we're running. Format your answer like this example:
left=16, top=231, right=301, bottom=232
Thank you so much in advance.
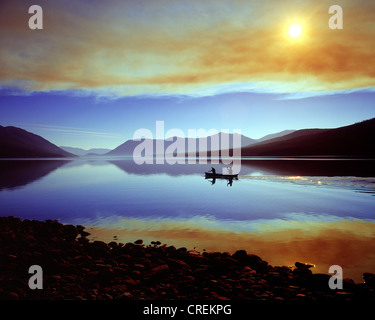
left=0, top=0, right=374, bottom=97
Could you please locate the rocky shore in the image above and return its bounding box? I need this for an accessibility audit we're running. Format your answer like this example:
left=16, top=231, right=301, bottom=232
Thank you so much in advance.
left=1, top=216, right=374, bottom=301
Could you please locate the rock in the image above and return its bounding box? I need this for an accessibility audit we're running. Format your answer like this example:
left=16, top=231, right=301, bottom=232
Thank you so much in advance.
left=363, top=273, right=375, bottom=289
left=96, top=269, right=114, bottom=284
left=183, top=275, right=195, bottom=282
left=210, top=291, right=230, bottom=300
left=134, top=239, right=143, bottom=245
left=108, top=241, right=117, bottom=248
left=77, top=237, right=90, bottom=244
left=105, top=258, right=118, bottom=267
left=123, top=278, right=139, bottom=286
left=7, top=292, right=19, bottom=300
left=94, top=263, right=113, bottom=271
left=115, top=254, right=131, bottom=264
left=151, top=264, right=169, bottom=275
left=116, top=291, right=133, bottom=300
left=295, top=262, right=315, bottom=269
left=305, top=273, right=331, bottom=292
left=85, top=268, right=114, bottom=285
left=342, top=278, right=358, bottom=292
left=80, top=231, right=90, bottom=237
left=193, top=266, right=209, bottom=277
left=293, top=267, right=313, bottom=278
left=188, top=250, right=200, bottom=255
left=2, top=216, right=375, bottom=301
left=63, top=224, right=79, bottom=241
left=176, top=247, right=187, bottom=253
left=168, top=259, right=191, bottom=270
left=113, top=267, right=129, bottom=276
left=232, top=250, right=248, bottom=262
left=232, top=250, right=263, bottom=269
left=92, top=240, right=108, bottom=248
left=274, top=266, right=292, bottom=276
left=165, top=245, right=176, bottom=253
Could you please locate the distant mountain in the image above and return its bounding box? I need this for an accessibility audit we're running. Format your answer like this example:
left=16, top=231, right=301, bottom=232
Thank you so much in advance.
left=106, top=132, right=259, bottom=156
left=0, top=126, right=75, bottom=158
left=106, top=139, right=147, bottom=156
left=257, top=130, right=295, bottom=142
left=60, top=146, right=111, bottom=156
left=241, top=118, right=375, bottom=157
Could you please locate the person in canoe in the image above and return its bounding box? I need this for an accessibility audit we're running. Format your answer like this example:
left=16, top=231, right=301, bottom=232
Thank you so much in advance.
left=227, top=166, right=233, bottom=175
left=210, top=167, right=216, bottom=175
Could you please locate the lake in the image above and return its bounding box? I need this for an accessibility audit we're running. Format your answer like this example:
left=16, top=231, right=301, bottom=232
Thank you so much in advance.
left=1, top=158, right=375, bottom=282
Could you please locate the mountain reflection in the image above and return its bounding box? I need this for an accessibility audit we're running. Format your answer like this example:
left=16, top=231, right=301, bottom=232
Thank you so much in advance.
left=1, top=158, right=374, bottom=191
left=0, top=160, right=71, bottom=190
left=110, top=158, right=375, bottom=177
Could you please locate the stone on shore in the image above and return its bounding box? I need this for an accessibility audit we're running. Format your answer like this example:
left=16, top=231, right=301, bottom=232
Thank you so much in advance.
left=0, top=216, right=374, bottom=301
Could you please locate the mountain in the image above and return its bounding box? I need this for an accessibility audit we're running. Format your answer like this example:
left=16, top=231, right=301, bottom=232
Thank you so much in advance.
left=106, top=132, right=259, bottom=156
left=257, top=130, right=295, bottom=142
left=0, top=126, right=75, bottom=158
left=60, top=146, right=111, bottom=156
left=241, top=118, right=375, bottom=157
left=106, top=139, right=147, bottom=156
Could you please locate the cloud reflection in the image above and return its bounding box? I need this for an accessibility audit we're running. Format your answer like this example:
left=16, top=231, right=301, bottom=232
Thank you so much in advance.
left=86, top=215, right=375, bottom=282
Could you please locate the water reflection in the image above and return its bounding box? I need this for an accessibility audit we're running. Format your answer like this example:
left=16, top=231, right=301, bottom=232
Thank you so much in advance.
left=241, top=159, right=375, bottom=177
left=1, top=158, right=374, bottom=282
left=109, top=158, right=375, bottom=177
left=0, top=160, right=70, bottom=190
left=205, top=176, right=236, bottom=187
left=87, top=216, right=375, bottom=283
left=1, top=158, right=375, bottom=185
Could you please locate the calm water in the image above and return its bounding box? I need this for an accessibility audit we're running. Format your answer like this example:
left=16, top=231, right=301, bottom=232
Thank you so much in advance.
left=1, top=158, right=375, bottom=281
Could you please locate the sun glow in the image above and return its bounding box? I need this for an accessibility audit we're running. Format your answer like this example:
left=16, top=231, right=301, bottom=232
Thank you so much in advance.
left=288, top=24, right=302, bottom=38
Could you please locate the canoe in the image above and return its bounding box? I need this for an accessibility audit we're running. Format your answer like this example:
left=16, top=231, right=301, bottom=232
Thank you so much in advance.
left=205, top=172, right=238, bottom=179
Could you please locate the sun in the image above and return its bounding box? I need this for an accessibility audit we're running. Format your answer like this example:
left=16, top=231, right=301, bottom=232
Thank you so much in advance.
left=288, top=24, right=302, bottom=38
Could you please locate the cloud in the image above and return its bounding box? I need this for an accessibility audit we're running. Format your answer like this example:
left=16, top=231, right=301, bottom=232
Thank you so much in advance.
left=0, top=0, right=374, bottom=98
left=17, top=123, right=123, bottom=139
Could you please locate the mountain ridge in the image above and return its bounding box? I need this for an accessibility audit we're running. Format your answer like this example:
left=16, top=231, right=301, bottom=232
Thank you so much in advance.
left=0, top=125, right=75, bottom=158
left=240, top=118, right=375, bottom=157
left=105, top=130, right=295, bottom=156
left=2, top=118, right=374, bottom=158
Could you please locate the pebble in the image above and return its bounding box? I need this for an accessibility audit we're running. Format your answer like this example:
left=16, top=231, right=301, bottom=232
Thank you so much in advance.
left=0, top=216, right=374, bottom=301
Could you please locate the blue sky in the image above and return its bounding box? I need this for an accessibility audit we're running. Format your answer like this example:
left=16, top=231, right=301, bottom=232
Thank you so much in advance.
left=1, top=90, right=374, bottom=149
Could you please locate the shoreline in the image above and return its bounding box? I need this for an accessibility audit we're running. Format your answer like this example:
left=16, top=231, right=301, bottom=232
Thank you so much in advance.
left=1, top=216, right=374, bottom=300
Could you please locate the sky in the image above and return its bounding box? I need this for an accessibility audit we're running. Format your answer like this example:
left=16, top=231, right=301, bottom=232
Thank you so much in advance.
left=0, top=0, right=375, bottom=149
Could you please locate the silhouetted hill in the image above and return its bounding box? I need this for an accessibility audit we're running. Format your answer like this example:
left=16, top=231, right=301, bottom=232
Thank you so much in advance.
left=241, top=118, right=375, bottom=157
left=0, top=126, right=75, bottom=158
left=256, top=130, right=295, bottom=142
